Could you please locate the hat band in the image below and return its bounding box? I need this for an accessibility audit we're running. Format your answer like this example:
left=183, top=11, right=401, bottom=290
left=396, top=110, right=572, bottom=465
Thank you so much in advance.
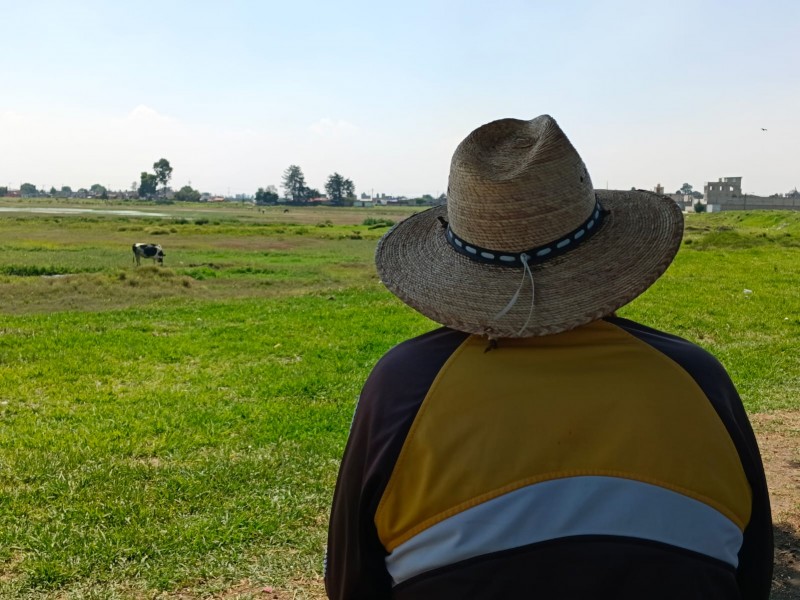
left=445, top=199, right=605, bottom=267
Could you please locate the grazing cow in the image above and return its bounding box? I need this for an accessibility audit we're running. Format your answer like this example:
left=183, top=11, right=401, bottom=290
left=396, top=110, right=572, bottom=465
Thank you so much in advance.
left=132, top=243, right=165, bottom=266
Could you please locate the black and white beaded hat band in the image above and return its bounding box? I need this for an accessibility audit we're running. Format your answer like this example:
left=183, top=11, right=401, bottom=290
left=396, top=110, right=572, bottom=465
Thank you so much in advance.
left=442, top=198, right=605, bottom=267
left=375, top=115, right=684, bottom=338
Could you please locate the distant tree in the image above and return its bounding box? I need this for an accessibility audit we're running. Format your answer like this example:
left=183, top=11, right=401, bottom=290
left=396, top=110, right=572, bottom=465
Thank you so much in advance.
left=49, top=186, right=58, bottom=196
left=679, top=183, right=693, bottom=196
left=90, top=183, right=107, bottom=196
left=325, top=172, right=355, bottom=205
left=303, top=187, right=322, bottom=201
left=174, top=185, right=201, bottom=202
left=153, top=158, right=173, bottom=192
left=61, top=186, right=73, bottom=196
left=282, top=165, right=308, bottom=202
left=0, top=186, right=7, bottom=197
left=255, top=185, right=279, bottom=205
left=787, top=188, right=800, bottom=199
left=100, top=190, right=109, bottom=200
left=20, top=183, right=37, bottom=197
left=138, top=172, right=158, bottom=198
left=693, top=202, right=707, bottom=213
left=691, top=190, right=703, bottom=199
left=436, top=193, right=447, bottom=205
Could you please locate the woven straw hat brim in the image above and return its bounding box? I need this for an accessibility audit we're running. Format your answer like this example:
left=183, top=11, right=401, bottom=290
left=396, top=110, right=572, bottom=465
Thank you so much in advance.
left=375, top=190, right=684, bottom=338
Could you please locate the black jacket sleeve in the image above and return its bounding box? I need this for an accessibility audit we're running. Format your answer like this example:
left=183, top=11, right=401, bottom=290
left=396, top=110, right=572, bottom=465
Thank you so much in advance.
left=325, top=397, right=393, bottom=599
left=325, top=328, right=468, bottom=599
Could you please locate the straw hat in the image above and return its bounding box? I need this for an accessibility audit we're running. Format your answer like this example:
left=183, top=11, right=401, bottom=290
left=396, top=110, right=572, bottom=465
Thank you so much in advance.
left=375, top=115, right=684, bottom=338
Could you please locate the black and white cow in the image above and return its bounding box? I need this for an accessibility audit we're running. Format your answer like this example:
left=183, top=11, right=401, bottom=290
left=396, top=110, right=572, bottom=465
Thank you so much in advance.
left=132, top=243, right=165, bottom=266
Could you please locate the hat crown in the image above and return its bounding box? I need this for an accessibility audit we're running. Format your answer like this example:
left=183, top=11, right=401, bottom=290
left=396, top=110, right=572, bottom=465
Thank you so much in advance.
left=448, top=115, right=596, bottom=252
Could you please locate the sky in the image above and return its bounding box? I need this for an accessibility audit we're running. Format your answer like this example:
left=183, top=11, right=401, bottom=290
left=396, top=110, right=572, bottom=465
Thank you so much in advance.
left=1, top=0, right=798, bottom=198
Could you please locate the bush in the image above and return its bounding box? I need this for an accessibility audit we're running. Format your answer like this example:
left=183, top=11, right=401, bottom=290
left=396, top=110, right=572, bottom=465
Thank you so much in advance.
left=361, top=218, right=395, bottom=227
left=1, top=265, right=67, bottom=277
left=694, top=202, right=707, bottom=213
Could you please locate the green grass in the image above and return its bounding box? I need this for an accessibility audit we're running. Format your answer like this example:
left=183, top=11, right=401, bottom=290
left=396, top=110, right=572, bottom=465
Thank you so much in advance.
left=621, top=244, right=799, bottom=411
left=0, top=203, right=798, bottom=598
left=0, top=291, right=430, bottom=598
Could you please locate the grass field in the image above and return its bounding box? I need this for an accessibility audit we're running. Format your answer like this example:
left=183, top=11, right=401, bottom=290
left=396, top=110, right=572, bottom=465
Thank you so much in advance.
left=0, top=200, right=798, bottom=598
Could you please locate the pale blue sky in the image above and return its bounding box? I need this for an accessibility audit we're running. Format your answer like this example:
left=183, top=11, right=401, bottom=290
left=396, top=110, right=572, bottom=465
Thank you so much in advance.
left=1, top=0, right=798, bottom=197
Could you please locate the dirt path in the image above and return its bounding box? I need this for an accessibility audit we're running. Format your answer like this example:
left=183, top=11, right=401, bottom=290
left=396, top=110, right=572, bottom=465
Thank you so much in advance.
left=751, top=410, right=800, bottom=599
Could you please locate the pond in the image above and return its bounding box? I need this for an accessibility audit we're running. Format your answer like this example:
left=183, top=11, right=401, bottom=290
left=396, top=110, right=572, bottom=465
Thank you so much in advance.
left=0, top=207, right=169, bottom=217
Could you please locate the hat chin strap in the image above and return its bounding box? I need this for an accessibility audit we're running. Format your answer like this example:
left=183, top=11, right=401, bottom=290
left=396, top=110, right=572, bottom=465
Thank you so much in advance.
left=493, top=253, right=535, bottom=336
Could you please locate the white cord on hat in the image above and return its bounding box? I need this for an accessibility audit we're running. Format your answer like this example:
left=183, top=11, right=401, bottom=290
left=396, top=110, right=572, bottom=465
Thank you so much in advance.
left=493, top=253, right=536, bottom=336
left=443, top=199, right=606, bottom=337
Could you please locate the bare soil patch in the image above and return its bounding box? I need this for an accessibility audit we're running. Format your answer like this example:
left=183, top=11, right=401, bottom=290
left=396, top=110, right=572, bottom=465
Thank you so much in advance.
left=156, top=578, right=325, bottom=600
left=751, top=410, right=800, bottom=598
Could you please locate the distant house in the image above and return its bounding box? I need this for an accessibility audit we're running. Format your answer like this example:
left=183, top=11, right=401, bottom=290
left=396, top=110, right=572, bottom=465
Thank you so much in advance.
left=666, top=193, right=700, bottom=212
left=353, top=199, right=374, bottom=208
left=376, top=195, right=410, bottom=206
left=704, top=176, right=800, bottom=211
left=705, top=177, right=742, bottom=206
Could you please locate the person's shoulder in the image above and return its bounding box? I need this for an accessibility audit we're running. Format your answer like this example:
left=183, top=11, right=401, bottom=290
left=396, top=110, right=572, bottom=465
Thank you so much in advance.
left=604, top=316, right=729, bottom=376
left=372, top=327, right=470, bottom=373
left=361, top=327, right=469, bottom=400
left=356, top=327, right=470, bottom=424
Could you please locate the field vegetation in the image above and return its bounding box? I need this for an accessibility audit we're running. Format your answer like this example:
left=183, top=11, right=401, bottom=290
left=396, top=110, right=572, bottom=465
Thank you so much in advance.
left=0, top=199, right=798, bottom=598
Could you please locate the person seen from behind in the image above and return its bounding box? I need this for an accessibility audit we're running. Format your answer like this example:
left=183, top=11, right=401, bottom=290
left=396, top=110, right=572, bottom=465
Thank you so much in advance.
left=325, top=115, right=773, bottom=599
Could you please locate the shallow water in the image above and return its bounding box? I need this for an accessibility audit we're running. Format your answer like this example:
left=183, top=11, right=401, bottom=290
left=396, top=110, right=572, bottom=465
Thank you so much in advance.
left=0, top=207, right=169, bottom=217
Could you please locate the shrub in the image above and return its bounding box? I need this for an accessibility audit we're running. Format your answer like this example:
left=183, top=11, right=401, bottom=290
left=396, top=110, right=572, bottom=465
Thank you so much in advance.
left=361, top=218, right=395, bottom=227
left=1, top=265, right=67, bottom=276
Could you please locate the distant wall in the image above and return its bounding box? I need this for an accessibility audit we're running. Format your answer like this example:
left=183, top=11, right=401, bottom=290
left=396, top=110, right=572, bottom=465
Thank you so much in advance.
left=709, top=196, right=800, bottom=211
